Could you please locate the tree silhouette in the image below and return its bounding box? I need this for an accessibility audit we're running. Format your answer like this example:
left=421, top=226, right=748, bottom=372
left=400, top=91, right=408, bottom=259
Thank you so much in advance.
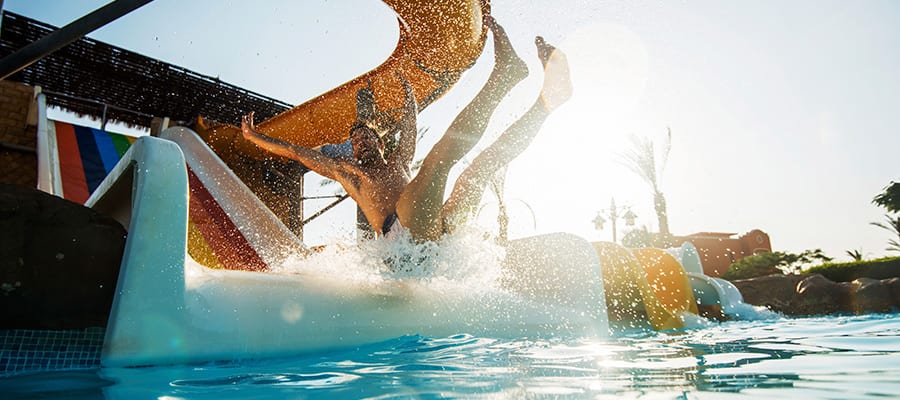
left=871, top=180, right=900, bottom=253
left=870, top=215, right=900, bottom=253
left=620, top=127, right=672, bottom=236
left=873, top=181, right=900, bottom=213
left=845, top=249, right=864, bottom=261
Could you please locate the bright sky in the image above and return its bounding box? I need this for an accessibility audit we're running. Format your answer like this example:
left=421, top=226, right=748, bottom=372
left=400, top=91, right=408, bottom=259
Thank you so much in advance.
left=6, top=0, right=899, bottom=261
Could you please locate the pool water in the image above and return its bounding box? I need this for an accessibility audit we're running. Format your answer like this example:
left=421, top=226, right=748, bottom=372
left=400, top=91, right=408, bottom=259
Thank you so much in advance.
left=2, top=313, right=898, bottom=399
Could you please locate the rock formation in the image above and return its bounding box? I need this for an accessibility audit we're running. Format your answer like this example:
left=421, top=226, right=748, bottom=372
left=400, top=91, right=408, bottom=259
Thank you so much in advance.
left=732, top=273, right=899, bottom=316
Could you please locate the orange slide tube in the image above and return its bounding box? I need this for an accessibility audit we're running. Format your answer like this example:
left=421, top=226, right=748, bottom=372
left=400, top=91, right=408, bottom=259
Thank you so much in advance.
left=630, top=248, right=700, bottom=330
left=201, top=0, right=491, bottom=161
left=594, top=242, right=700, bottom=331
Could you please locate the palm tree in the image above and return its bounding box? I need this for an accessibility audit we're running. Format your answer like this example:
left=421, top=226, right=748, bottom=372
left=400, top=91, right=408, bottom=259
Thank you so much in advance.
left=845, top=249, right=864, bottom=261
left=620, top=127, right=672, bottom=236
left=871, top=214, right=900, bottom=253
left=872, top=181, right=900, bottom=213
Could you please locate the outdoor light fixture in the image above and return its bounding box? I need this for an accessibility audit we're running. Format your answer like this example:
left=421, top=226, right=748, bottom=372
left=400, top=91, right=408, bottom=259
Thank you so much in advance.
left=593, top=197, right=637, bottom=243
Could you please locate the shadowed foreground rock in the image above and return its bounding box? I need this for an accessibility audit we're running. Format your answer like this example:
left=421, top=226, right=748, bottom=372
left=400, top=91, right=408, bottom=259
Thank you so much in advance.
left=0, top=184, right=126, bottom=329
left=732, top=273, right=900, bottom=316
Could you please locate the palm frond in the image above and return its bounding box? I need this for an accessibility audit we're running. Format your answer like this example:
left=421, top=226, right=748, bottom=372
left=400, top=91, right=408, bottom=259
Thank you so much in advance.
left=845, top=249, right=864, bottom=261
left=870, top=215, right=900, bottom=233
left=887, top=239, right=900, bottom=253
left=619, top=134, right=658, bottom=190
left=871, top=214, right=900, bottom=253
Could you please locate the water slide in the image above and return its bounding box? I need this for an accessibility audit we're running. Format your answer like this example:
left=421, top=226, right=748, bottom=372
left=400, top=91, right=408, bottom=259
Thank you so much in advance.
left=592, top=239, right=749, bottom=329
left=667, top=242, right=747, bottom=320
left=199, top=0, right=491, bottom=160
left=594, top=242, right=699, bottom=331
left=629, top=248, right=700, bottom=329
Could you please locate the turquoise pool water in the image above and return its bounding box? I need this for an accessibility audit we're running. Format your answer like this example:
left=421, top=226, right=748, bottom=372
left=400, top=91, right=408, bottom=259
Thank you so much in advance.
left=2, top=313, right=898, bottom=399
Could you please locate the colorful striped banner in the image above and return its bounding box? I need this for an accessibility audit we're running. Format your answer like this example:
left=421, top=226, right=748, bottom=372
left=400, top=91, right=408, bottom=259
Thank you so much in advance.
left=52, top=121, right=137, bottom=204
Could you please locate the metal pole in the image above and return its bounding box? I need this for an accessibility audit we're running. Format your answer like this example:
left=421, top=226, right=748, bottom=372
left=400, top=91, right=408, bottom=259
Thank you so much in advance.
left=301, top=194, right=350, bottom=227
left=100, top=103, right=108, bottom=130
left=611, top=216, right=617, bottom=243
left=295, top=170, right=304, bottom=242
left=0, top=0, right=155, bottom=80
left=610, top=197, right=618, bottom=243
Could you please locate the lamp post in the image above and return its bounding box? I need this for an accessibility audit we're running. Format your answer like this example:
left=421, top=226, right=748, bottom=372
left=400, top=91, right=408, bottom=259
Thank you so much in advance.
left=593, top=197, right=637, bottom=243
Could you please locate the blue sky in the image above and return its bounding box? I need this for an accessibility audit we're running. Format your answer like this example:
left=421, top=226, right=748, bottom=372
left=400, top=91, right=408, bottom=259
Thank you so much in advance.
left=6, top=0, right=899, bottom=261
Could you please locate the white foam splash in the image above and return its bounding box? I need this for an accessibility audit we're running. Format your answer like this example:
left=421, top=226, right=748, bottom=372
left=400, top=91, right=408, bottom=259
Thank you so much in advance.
left=272, top=225, right=507, bottom=294
left=726, top=302, right=782, bottom=321
left=680, top=311, right=715, bottom=330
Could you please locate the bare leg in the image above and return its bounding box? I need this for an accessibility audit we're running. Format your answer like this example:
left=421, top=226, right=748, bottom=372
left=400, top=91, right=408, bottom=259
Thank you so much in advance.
left=396, top=17, right=528, bottom=241
left=441, top=36, right=572, bottom=232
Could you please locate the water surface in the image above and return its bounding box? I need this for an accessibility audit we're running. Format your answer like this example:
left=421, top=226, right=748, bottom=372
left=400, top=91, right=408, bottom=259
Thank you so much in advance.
left=3, top=313, right=898, bottom=399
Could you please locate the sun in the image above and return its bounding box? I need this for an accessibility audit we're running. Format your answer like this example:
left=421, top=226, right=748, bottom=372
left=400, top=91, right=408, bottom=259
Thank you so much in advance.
left=491, top=23, right=654, bottom=236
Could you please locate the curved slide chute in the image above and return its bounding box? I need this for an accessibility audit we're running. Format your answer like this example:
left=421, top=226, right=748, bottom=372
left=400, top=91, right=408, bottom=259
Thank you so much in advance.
left=630, top=247, right=699, bottom=330
left=669, top=243, right=718, bottom=313
left=593, top=242, right=647, bottom=327
left=594, top=243, right=699, bottom=331
left=665, top=242, right=703, bottom=275
left=667, top=242, right=747, bottom=320
left=200, top=0, right=491, bottom=161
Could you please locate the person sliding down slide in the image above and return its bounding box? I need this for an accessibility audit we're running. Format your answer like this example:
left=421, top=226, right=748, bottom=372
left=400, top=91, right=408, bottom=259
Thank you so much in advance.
left=241, top=16, right=572, bottom=242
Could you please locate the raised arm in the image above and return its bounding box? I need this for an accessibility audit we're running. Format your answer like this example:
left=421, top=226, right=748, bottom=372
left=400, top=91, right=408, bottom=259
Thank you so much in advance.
left=241, top=112, right=346, bottom=181
left=391, top=74, right=418, bottom=168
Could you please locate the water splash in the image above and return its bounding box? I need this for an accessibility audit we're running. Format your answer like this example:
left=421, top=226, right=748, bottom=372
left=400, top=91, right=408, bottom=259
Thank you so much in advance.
left=272, top=225, right=507, bottom=293
left=727, top=302, right=782, bottom=321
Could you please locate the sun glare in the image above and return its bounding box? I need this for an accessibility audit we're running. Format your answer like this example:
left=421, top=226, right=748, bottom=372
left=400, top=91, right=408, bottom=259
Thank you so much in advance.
left=562, top=23, right=650, bottom=121
left=498, top=22, right=655, bottom=239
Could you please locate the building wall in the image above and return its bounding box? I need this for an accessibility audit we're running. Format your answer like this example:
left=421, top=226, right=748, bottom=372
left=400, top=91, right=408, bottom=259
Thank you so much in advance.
left=0, top=81, right=37, bottom=187
left=679, top=230, right=772, bottom=277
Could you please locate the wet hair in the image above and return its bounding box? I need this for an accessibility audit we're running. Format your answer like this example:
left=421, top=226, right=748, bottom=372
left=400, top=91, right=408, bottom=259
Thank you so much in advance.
left=349, top=121, right=386, bottom=157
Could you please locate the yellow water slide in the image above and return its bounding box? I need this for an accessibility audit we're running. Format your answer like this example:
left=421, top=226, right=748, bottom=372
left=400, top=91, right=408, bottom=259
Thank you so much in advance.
left=630, top=247, right=699, bottom=330
left=593, top=242, right=647, bottom=326
left=594, top=242, right=699, bottom=331
left=200, top=0, right=491, bottom=160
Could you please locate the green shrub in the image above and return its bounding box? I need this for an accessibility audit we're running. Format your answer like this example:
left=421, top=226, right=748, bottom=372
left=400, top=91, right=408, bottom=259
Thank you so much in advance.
left=722, top=249, right=832, bottom=281
left=722, top=252, right=782, bottom=280
left=804, top=256, right=900, bottom=282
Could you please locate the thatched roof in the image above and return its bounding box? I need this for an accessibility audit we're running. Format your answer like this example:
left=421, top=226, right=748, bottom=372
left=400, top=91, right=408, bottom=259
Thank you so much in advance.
left=0, top=11, right=292, bottom=127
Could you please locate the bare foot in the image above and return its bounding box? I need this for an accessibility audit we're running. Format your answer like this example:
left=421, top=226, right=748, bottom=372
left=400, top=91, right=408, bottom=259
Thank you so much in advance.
left=241, top=112, right=256, bottom=140
left=535, top=36, right=573, bottom=111
left=486, top=16, right=528, bottom=88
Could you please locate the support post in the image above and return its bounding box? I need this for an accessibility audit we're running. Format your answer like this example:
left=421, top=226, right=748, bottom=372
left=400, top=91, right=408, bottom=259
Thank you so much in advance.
left=0, top=0, right=155, bottom=80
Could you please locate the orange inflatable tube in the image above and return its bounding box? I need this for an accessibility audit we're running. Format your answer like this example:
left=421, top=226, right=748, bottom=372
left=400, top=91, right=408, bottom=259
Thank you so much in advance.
left=201, top=0, right=491, bottom=161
